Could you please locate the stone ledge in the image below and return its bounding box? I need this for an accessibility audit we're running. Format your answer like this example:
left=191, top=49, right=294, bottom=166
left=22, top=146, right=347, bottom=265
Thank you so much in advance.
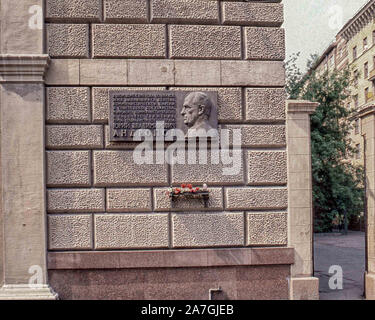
left=46, top=59, right=285, bottom=86
left=358, top=104, right=375, bottom=119
left=0, top=285, right=58, bottom=300
left=48, top=247, right=294, bottom=270
left=0, top=54, right=50, bottom=83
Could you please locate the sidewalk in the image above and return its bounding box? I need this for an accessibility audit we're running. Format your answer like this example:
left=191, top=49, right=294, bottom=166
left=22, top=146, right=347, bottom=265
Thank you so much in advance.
left=314, top=231, right=365, bottom=300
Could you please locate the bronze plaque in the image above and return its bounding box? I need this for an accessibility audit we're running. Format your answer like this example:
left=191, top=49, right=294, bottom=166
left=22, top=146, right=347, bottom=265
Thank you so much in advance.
left=109, top=90, right=218, bottom=142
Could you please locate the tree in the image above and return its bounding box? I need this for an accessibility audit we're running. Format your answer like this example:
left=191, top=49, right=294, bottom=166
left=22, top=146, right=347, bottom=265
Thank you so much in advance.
left=286, top=53, right=364, bottom=232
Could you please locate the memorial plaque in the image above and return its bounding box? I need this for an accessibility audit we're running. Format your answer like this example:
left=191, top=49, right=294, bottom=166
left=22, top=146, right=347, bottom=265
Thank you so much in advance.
left=109, top=90, right=218, bottom=142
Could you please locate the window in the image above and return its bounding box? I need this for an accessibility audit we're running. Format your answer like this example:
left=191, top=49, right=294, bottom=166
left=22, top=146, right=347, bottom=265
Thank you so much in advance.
left=354, top=94, right=359, bottom=108
left=355, top=119, right=360, bottom=135
left=364, top=37, right=368, bottom=50
left=365, top=62, right=369, bottom=78
left=354, top=69, right=359, bottom=86
left=365, top=87, right=369, bottom=102
left=353, top=46, right=357, bottom=60
left=356, top=144, right=361, bottom=160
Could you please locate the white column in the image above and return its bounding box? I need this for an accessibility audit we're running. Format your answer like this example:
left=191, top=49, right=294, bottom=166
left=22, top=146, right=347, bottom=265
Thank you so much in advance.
left=287, top=100, right=320, bottom=300
left=0, top=0, right=57, bottom=299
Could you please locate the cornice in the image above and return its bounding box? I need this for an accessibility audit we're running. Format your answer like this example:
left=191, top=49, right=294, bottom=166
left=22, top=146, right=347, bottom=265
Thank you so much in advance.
left=0, top=54, right=50, bottom=83
left=357, top=103, right=375, bottom=118
left=339, top=1, right=375, bottom=42
left=287, top=100, right=319, bottom=115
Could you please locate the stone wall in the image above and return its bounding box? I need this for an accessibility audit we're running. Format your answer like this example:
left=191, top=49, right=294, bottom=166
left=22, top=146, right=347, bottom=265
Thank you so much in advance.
left=45, top=0, right=287, bottom=251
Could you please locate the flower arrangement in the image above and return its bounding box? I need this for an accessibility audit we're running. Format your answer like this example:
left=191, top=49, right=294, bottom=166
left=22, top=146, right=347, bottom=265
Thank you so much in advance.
left=167, top=183, right=208, bottom=197
left=168, top=183, right=210, bottom=207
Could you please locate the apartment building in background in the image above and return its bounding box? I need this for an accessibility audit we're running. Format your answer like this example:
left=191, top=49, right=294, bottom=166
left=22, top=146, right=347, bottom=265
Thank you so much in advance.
left=312, top=0, right=375, bottom=166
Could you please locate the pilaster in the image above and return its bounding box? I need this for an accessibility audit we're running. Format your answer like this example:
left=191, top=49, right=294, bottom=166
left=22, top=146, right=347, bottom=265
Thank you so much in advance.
left=287, top=100, right=320, bottom=300
left=0, top=0, right=57, bottom=300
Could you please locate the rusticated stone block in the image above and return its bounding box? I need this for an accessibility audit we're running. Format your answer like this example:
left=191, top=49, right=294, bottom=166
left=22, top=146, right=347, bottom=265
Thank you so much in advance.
left=247, top=212, right=288, bottom=246
left=104, top=0, right=148, bottom=23
left=46, top=0, right=101, bottom=22
left=172, top=151, right=244, bottom=186
left=48, top=214, right=92, bottom=250
left=107, top=188, right=152, bottom=212
left=245, top=27, right=285, bottom=60
left=45, top=59, right=80, bottom=85
left=93, top=151, right=168, bottom=186
left=47, top=189, right=105, bottom=213
left=95, top=214, right=169, bottom=249
left=222, top=125, right=286, bottom=147
left=47, top=24, right=89, bottom=58
left=47, top=87, right=90, bottom=123
left=92, top=24, right=166, bottom=58
left=151, top=0, right=219, bottom=24
left=92, top=87, right=166, bottom=123
left=170, top=87, right=242, bottom=122
left=225, top=188, right=288, bottom=210
left=154, top=187, right=223, bottom=212
left=47, top=151, right=90, bottom=187
left=247, top=151, right=287, bottom=185
left=46, top=125, right=103, bottom=149
left=246, top=88, right=286, bottom=121
left=172, top=212, right=244, bottom=248
left=222, top=2, right=283, bottom=27
left=221, top=61, right=285, bottom=86
left=169, top=25, right=241, bottom=59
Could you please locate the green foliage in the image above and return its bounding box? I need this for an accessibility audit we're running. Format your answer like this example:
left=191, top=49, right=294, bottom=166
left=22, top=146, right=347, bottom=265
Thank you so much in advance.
left=286, top=53, right=364, bottom=233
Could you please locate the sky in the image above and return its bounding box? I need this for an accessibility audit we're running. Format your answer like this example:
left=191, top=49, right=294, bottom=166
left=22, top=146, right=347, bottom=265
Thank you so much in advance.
left=284, top=0, right=369, bottom=72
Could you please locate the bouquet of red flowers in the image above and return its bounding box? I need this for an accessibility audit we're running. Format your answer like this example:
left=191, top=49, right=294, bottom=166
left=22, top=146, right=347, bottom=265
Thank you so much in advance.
left=167, top=183, right=208, bottom=197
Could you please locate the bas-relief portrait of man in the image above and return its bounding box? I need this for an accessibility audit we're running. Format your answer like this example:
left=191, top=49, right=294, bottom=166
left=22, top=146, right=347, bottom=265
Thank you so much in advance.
left=178, top=91, right=218, bottom=138
left=109, top=90, right=218, bottom=141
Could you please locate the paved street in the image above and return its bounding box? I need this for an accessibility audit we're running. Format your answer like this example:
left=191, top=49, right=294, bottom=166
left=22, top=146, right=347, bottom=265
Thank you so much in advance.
left=314, top=231, right=365, bottom=300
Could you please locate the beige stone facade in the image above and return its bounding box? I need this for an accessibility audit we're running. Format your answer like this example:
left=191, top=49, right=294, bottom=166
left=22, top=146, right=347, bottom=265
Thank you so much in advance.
left=313, top=0, right=375, bottom=168
left=0, top=0, right=318, bottom=300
